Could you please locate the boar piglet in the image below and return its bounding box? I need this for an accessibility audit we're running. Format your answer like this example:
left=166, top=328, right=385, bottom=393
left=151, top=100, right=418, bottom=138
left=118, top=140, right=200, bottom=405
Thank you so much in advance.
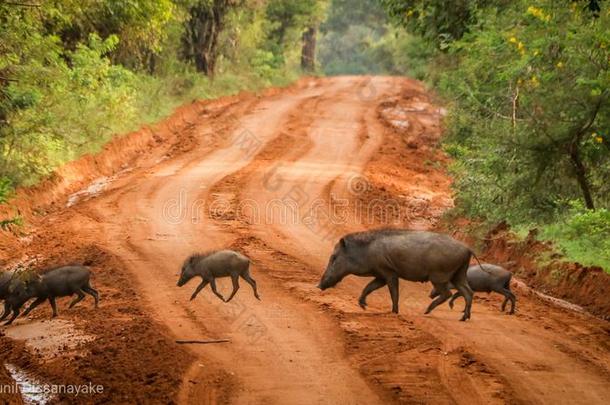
left=1, top=265, right=99, bottom=325
left=430, top=264, right=516, bottom=314
left=178, top=250, right=260, bottom=302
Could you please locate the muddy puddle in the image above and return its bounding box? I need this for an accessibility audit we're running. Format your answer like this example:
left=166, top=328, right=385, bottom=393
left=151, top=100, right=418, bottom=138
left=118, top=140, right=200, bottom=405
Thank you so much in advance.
left=5, top=319, right=94, bottom=360
left=66, top=167, right=132, bottom=207
left=67, top=177, right=111, bottom=207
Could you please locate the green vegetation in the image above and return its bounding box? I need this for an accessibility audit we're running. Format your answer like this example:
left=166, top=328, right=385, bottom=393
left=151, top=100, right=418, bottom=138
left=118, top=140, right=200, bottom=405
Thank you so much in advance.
left=540, top=204, right=610, bottom=270
left=318, top=0, right=435, bottom=77
left=0, top=0, right=319, bottom=201
left=380, top=0, right=609, bottom=270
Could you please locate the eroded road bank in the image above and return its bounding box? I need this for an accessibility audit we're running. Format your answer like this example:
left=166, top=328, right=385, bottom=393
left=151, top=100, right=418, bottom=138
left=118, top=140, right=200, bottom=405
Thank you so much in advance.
left=1, top=77, right=609, bottom=404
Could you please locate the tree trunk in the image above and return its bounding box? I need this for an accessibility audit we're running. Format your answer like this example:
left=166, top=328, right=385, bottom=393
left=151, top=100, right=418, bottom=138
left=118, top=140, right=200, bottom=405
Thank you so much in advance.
left=182, top=0, right=233, bottom=77
left=569, top=140, right=595, bottom=209
left=301, top=27, right=317, bottom=72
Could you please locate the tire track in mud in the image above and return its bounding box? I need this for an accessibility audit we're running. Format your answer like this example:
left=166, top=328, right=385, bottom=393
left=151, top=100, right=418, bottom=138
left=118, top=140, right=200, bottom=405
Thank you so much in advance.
left=206, top=77, right=510, bottom=404
left=88, top=78, right=383, bottom=405
left=205, top=77, right=610, bottom=405
left=4, top=76, right=609, bottom=405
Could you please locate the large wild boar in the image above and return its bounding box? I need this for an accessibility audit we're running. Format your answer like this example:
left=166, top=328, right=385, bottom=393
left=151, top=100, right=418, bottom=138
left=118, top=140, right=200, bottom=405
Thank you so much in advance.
left=177, top=250, right=260, bottom=302
left=430, top=264, right=516, bottom=314
left=318, top=229, right=476, bottom=321
left=1, top=265, right=99, bottom=325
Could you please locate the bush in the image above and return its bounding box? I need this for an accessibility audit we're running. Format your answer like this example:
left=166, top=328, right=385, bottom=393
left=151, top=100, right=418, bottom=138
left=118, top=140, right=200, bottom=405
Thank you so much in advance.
left=0, top=177, right=11, bottom=205
left=541, top=204, right=610, bottom=271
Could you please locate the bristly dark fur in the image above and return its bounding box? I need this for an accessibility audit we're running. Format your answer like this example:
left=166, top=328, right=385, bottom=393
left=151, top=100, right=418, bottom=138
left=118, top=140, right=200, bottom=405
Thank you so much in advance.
left=343, top=228, right=413, bottom=245
left=183, top=250, right=219, bottom=267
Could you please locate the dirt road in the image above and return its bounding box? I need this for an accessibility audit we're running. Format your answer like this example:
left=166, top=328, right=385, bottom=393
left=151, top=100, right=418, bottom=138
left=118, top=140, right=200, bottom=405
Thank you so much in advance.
left=2, top=76, right=609, bottom=404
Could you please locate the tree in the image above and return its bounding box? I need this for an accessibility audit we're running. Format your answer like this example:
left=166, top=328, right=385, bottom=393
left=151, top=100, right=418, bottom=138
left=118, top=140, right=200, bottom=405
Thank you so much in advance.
left=441, top=0, right=609, bottom=220
left=265, top=0, right=328, bottom=69
left=182, top=0, right=243, bottom=76
left=300, top=26, right=316, bottom=71
left=42, top=0, right=175, bottom=70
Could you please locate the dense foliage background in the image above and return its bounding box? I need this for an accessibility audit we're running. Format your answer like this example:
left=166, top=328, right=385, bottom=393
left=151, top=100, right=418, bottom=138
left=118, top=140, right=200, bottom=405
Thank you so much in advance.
left=380, top=0, right=609, bottom=269
left=1, top=0, right=608, bottom=269
left=0, top=0, right=323, bottom=191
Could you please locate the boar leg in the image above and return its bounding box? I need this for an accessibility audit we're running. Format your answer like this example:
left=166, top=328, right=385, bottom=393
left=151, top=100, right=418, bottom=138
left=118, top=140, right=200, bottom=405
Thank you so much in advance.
left=190, top=280, right=209, bottom=301
left=49, top=297, right=59, bottom=317
left=425, top=283, right=452, bottom=315
left=4, top=307, right=20, bottom=326
left=386, top=275, right=400, bottom=313
left=0, top=301, right=10, bottom=321
left=209, top=279, right=226, bottom=302
left=82, top=286, right=99, bottom=308
left=448, top=292, right=463, bottom=310
left=500, top=295, right=509, bottom=312
left=451, top=284, right=473, bottom=321
left=358, top=277, right=386, bottom=309
left=454, top=284, right=473, bottom=321
left=69, top=291, right=86, bottom=308
left=500, top=289, right=516, bottom=314
left=225, top=275, right=240, bottom=303
left=21, top=297, right=46, bottom=318
left=451, top=262, right=473, bottom=321
left=241, top=272, right=260, bottom=300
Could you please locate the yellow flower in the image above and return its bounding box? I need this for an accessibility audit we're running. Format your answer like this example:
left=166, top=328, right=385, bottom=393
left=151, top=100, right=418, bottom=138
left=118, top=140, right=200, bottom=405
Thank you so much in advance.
left=595, top=136, right=603, bottom=143
left=527, top=6, right=551, bottom=22
left=509, top=36, right=518, bottom=44
left=556, top=61, right=564, bottom=68
left=530, top=76, right=539, bottom=87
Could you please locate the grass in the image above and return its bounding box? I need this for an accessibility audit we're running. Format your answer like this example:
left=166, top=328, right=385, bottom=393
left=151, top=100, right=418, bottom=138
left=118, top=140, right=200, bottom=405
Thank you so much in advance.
left=539, top=225, right=610, bottom=272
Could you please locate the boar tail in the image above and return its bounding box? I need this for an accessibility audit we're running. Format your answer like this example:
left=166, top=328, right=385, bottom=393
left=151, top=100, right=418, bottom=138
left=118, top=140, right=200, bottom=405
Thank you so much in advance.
left=470, top=251, right=494, bottom=274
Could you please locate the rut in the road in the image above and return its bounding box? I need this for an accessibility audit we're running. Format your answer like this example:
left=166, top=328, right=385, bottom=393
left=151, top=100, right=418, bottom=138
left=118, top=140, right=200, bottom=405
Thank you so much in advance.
left=3, top=77, right=609, bottom=405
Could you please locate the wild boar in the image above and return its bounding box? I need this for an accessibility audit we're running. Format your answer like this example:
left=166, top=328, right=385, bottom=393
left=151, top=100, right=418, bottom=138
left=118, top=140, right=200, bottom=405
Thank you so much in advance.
left=1, top=265, right=99, bottom=325
left=177, top=250, right=260, bottom=302
left=318, top=229, right=476, bottom=321
left=430, top=264, right=516, bottom=314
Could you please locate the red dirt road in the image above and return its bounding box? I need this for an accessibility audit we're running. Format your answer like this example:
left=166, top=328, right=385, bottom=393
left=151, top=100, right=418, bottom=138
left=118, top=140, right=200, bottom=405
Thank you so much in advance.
left=1, top=77, right=609, bottom=404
